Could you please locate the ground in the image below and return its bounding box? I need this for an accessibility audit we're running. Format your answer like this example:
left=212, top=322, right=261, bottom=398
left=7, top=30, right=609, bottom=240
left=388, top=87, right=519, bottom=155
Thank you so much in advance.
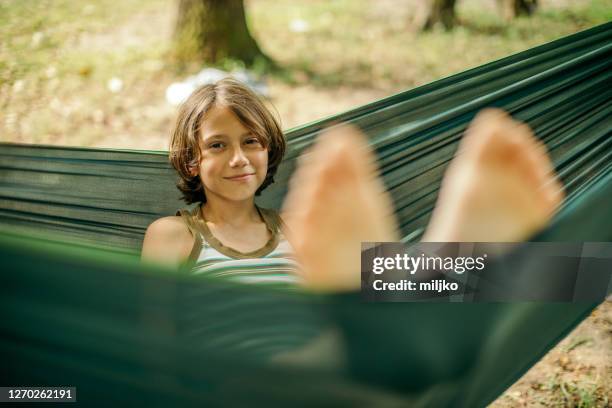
left=1, top=0, right=610, bottom=405
left=491, top=300, right=611, bottom=407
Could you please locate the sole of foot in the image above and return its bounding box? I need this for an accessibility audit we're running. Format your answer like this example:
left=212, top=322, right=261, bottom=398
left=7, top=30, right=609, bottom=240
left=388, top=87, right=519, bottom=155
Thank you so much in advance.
left=282, top=124, right=399, bottom=291
left=424, top=109, right=564, bottom=242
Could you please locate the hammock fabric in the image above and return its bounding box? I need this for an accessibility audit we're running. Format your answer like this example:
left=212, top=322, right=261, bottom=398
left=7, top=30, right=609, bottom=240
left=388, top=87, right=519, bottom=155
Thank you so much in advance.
left=1, top=22, right=611, bottom=407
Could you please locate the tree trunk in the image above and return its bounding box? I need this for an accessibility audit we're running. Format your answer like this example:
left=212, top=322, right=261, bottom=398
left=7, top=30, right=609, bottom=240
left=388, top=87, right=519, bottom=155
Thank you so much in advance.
left=173, top=0, right=271, bottom=67
left=420, top=0, right=457, bottom=31
left=499, top=0, right=538, bottom=20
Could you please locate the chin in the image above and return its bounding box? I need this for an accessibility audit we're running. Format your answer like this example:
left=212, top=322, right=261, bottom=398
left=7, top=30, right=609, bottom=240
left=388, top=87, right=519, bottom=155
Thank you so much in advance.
left=228, top=194, right=257, bottom=202
left=222, top=188, right=260, bottom=202
left=205, top=180, right=264, bottom=202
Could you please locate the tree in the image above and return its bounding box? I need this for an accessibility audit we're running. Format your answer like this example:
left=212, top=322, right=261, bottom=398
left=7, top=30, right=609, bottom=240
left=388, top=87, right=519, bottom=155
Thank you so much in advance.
left=499, top=0, right=538, bottom=20
left=419, top=0, right=458, bottom=31
left=173, top=0, right=271, bottom=68
left=417, top=0, right=539, bottom=31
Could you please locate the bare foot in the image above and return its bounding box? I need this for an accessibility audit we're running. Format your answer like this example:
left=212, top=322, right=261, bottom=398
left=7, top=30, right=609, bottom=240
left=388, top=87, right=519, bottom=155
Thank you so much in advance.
left=423, top=109, right=564, bottom=242
left=283, top=110, right=564, bottom=291
left=282, top=125, right=399, bottom=291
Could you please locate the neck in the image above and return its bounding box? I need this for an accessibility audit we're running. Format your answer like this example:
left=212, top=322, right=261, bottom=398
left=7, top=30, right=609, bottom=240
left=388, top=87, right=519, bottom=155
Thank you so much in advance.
left=201, top=195, right=260, bottom=227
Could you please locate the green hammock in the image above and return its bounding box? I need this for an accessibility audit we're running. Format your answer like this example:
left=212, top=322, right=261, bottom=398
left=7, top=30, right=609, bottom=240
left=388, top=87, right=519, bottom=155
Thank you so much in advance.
left=1, top=22, right=611, bottom=407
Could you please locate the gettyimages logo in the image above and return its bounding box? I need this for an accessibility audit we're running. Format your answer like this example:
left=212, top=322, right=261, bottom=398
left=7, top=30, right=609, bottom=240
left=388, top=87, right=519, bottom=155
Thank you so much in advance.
left=371, top=253, right=488, bottom=274
left=370, top=252, right=488, bottom=293
left=361, top=242, right=612, bottom=302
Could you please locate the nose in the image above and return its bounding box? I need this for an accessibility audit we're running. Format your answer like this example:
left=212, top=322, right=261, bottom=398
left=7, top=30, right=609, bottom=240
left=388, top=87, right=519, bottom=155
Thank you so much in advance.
left=229, top=146, right=249, bottom=168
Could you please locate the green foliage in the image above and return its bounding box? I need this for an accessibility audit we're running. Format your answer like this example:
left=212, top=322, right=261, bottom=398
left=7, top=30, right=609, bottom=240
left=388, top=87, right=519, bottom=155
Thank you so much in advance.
left=1, top=0, right=168, bottom=85
left=1, top=0, right=611, bottom=146
left=249, top=0, right=612, bottom=87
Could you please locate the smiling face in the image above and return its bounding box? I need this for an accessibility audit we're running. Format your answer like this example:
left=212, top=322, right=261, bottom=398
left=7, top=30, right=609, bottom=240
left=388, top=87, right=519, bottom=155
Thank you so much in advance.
left=194, top=104, right=269, bottom=204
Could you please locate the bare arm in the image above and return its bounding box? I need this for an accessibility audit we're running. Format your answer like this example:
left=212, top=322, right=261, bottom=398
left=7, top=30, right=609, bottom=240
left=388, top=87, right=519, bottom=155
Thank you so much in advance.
left=141, top=216, right=195, bottom=269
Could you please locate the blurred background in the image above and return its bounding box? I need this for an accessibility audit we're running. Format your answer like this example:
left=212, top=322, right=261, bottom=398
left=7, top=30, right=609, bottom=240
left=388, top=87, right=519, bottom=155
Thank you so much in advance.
left=1, top=0, right=610, bottom=150
left=1, top=0, right=611, bottom=406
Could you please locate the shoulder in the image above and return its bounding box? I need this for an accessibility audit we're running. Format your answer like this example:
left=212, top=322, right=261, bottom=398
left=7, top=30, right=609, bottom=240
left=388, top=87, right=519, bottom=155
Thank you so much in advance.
left=260, top=207, right=293, bottom=238
left=141, top=216, right=194, bottom=267
left=147, top=215, right=189, bottom=234
left=145, top=216, right=192, bottom=239
left=258, top=207, right=284, bottom=230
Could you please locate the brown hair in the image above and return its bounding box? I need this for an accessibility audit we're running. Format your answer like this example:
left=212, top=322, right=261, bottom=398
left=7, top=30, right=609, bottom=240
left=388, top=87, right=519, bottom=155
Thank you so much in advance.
left=169, top=78, right=286, bottom=204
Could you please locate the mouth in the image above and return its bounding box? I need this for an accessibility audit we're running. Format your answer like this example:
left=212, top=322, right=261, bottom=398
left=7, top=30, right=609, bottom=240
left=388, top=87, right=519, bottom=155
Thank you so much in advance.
left=224, top=173, right=255, bottom=181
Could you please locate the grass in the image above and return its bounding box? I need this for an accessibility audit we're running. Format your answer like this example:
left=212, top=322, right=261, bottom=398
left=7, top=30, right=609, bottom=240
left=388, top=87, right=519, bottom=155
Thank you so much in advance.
left=249, top=0, right=612, bottom=87
left=549, top=377, right=605, bottom=407
left=1, top=0, right=611, bottom=147
left=0, top=0, right=166, bottom=81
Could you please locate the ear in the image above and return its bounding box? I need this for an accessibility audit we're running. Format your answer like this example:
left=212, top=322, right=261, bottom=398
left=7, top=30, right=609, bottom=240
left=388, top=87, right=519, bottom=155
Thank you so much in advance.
left=188, top=164, right=199, bottom=177
left=187, top=151, right=201, bottom=177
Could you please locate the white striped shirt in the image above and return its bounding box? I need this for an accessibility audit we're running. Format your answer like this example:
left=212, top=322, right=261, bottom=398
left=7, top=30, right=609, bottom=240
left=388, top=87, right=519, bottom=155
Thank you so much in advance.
left=178, top=205, right=302, bottom=287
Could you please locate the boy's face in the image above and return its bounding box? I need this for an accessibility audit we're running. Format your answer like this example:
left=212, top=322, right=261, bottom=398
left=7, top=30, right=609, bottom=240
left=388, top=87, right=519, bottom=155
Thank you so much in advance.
left=195, top=104, right=268, bottom=203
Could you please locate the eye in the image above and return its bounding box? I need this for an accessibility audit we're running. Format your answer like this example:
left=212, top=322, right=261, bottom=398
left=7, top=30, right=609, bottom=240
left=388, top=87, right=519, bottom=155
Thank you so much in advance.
left=208, top=142, right=225, bottom=150
left=245, top=137, right=263, bottom=146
